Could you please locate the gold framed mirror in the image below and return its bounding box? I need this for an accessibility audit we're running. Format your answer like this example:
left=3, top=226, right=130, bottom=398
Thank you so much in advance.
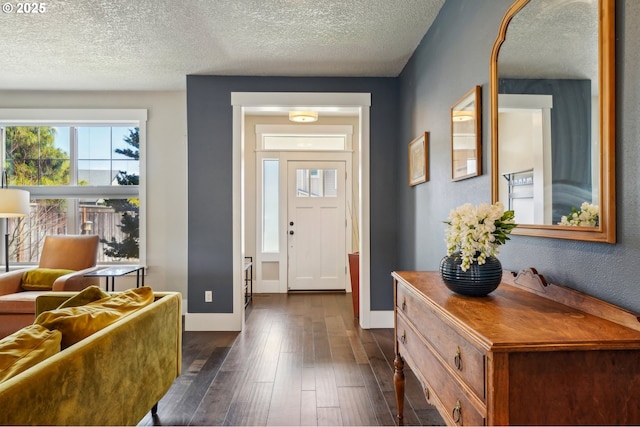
left=490, top=0, right=615, bottom=242
left=451, top=86, right=481, bottom=181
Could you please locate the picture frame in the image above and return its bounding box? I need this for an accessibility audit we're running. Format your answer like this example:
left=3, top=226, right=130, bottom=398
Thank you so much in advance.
left=451, top=85, right=481, bottom=181
left=408, top=132, right=428, bottom=186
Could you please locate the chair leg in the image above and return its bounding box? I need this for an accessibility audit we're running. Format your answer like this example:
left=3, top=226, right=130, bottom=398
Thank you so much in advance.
left=152, top=402, right=159, bottom=415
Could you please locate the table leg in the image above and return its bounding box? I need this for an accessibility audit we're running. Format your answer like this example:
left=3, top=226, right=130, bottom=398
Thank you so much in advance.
left=394, top=354, right=405, bottom=424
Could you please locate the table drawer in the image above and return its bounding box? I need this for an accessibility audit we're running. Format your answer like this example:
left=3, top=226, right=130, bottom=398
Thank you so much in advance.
left=397, top=281, right=485, bottom=400
left=397, top=316, right=485, bottom=426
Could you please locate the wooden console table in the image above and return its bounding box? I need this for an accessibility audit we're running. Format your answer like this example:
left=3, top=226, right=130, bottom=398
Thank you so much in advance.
left=393, top=269, right=640, bottom=425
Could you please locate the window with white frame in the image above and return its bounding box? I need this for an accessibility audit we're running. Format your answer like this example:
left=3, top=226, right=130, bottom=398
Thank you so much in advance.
left=0, top=109, right=146, bottom=266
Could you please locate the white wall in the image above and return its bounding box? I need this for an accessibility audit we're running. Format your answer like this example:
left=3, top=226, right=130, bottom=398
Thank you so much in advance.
left=0, top=90, right=188, bottom=296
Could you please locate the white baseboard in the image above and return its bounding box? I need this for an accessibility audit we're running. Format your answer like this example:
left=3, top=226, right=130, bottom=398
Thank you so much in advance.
left=255, top=280, right=280, bottom=293
left=184, top=309, right=394, bottom=331
left=184, top=312, right=242, bottom=331
left=368, top=310, right=394, bottom=329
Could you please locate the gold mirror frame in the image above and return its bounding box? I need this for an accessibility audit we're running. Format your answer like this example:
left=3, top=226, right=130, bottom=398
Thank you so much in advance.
left=490, top=0, right=616, bottom=242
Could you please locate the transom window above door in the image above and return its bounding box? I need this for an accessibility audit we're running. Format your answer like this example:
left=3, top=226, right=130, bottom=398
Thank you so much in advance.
left=264, top=135, right=345, bottom=151
left=256, top=125, right=353, bottom=152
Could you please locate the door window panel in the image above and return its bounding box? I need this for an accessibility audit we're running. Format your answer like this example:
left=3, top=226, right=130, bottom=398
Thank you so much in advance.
left=296, top=169, right=310, bottom=197
left=262, top=159, right=279, bottom=253
left=324, top=169, right=338, bottom=197
left=309, top=169, right=322, bottom=197
left=296, top=168, right=338, bottom=198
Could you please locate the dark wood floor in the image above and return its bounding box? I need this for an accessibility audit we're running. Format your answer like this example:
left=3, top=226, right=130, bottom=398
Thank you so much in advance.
left=139, top=292, right=444, bottom=426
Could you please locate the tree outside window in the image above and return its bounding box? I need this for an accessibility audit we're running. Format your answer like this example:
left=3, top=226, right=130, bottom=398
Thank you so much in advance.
left=101, top=128, right=139, bottom=260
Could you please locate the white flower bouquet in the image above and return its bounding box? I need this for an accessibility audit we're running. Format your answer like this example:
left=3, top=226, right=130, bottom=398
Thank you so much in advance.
left=444, top=202, right=517, bottom=272
left=558, top=202, right=599, bottom=227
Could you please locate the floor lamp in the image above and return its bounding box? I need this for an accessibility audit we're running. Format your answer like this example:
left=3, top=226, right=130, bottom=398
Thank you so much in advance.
left=0, top=188, right=30, bottom=272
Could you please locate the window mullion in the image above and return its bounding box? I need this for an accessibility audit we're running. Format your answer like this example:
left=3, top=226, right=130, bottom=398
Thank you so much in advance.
left=70, top=127, right=78, bottom=186
left=1, top=126, right=5, bottom=168
left=67, top=128, right=78, bottom=232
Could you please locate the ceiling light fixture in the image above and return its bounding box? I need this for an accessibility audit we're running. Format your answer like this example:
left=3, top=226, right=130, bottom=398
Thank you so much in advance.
left=289, top=111, right=318, bottom=123
left=452, top=111, right=474, bottom=122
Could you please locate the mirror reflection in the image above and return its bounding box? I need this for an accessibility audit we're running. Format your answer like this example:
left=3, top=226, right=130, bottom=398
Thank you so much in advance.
left=452, top=86, right=481, bottom=181
left=496, top=0, right=599, bottom=226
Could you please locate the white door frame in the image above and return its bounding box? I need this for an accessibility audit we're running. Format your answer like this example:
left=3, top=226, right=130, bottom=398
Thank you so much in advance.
left=232, top=92, right=372, bottom=330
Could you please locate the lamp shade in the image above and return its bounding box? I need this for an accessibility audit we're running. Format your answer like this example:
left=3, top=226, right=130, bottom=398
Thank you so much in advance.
left=0, top=189, right=30, bottom=218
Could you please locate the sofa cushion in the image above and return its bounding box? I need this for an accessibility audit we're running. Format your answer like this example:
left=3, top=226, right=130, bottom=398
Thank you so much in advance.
left=0, top=291, right=48, bottom=314
left=0, top=324, right=62, bottom=384
left=57, top=285, right=109, bottom=309
left=21, top=268, right=75, bottom=291
left=35, top=287, right=154, bottom=348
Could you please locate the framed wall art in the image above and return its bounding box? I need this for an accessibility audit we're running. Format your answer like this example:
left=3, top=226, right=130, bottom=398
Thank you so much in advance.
left=408, top=132, right=428, bottom=186
left=451, top=85, right=481, bottom=181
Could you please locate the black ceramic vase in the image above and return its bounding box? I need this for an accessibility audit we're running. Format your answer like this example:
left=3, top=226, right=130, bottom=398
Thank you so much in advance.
left=439, top=252, right=502, bottom=297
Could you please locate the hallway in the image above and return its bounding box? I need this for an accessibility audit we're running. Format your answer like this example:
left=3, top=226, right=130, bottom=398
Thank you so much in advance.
left=139, top=292, right=442, bottom=426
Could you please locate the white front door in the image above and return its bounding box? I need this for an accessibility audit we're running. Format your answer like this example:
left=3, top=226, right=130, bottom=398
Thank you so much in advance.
left=287, top=161, right=346, bottom=291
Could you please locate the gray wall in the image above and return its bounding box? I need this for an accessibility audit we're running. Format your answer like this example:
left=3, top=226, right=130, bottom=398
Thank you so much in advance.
left=187, top=0, right=640, bottom=317
left=397, top=0, right=640, bottom=312
left=186, top=76, right=399, bottom=313
left=500, top=78, right=592, bottom=222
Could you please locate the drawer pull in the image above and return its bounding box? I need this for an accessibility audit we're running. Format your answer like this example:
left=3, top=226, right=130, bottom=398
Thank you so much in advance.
left=401, top=297, right=407, bottom=311
left=452, top=400, right=462, bottom=424
left=454, top=346, right=462, bottom=370
left=400, top=330, right=407, bottom=344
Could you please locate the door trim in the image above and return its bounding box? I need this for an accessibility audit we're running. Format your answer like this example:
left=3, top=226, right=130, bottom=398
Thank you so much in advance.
left=232, top=92, right=371, bottom=330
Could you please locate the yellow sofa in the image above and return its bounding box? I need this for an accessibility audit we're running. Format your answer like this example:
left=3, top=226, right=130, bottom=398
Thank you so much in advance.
left=0, top=291, right=182, bottom=426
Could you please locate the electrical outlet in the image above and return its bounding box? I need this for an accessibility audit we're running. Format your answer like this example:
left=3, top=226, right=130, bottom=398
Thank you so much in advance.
left=205, top=291, right=213, bottom=302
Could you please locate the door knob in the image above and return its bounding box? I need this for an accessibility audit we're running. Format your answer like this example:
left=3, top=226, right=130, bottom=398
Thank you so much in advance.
left=289, top=230, right=294, bottom=235
left=290, top=221, right=294, bottom=226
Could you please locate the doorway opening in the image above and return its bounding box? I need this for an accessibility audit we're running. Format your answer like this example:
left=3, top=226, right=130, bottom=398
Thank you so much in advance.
left=253, top=125, right=354, bottom=294
left=232, top=92, right=371, bottom=329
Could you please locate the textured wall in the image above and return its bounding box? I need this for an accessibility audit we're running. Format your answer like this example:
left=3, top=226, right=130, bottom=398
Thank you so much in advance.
left=398, top=0, right=640, bottom=312
left=186, top=76, right=399, bottom=314
left=186, top=0, right=639, bottom=316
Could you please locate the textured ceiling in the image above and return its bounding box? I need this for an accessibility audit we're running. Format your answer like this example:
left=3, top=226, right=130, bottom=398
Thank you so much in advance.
left=0, top=0, right=445, bottom=91
left=499, top=0, right=598, bottom=83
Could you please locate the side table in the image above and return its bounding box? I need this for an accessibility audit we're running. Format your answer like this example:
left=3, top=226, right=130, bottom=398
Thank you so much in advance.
left=244, top=256, right=253, bottom=307
left=85, top=266, right=146, bottom=292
